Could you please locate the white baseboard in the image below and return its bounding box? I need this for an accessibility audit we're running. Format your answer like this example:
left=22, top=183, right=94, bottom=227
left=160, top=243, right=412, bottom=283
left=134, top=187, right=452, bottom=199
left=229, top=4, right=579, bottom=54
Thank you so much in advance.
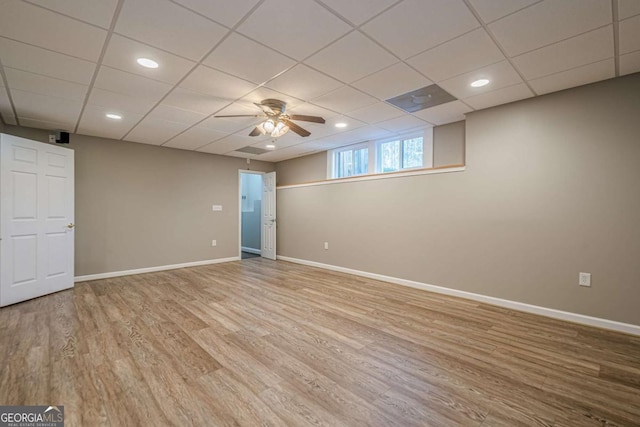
left=241, top=246, right=261, bottom=255
left=277, top=255, right=640, bottom=336
left=74, top=257, right=240, bottom=283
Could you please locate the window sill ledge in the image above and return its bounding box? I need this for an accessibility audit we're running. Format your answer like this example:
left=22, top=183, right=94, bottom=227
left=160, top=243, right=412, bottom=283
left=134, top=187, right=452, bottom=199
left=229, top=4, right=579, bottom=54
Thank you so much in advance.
left=277, top=164, right=465, bottom=190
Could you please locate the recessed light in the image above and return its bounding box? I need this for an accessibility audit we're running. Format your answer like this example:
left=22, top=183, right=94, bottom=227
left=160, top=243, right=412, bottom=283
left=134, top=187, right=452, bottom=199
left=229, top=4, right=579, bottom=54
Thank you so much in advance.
left=105, top=113, right=122, bottom=120
left=335, top=122, right=347, bottom=128
left=470, top=79, right=490, bottom=88
left=266, top=143, right=276, bottom=149
left=136, top=58, right=159, bottom=69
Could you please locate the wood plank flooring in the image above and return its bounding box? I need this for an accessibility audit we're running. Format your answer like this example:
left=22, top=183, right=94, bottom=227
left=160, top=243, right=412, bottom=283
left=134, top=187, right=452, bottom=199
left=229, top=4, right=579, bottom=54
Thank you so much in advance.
left=1, top=258, right=640, bottom=426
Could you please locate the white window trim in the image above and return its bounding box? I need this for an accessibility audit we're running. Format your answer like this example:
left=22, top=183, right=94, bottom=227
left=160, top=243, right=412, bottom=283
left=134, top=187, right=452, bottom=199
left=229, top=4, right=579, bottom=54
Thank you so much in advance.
left=327, top=128, right=434, bottom=179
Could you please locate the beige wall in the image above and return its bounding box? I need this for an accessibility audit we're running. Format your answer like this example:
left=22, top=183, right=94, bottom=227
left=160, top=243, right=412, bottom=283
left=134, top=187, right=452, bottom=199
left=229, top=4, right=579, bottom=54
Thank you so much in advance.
left=276, top=122, right=466, bottom=186
left=2, top=125, right=274, bottom=276
left=433, top=121, right=465, bottom=167
left=276, top=73, right=640, bottom=326
left=276, top=151, right=327, bottom=186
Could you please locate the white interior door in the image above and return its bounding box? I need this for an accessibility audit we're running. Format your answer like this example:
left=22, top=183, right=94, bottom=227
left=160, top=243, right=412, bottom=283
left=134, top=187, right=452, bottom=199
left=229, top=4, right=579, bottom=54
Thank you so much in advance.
left=261, top=171, right=276, bottom=260
left=1, top=134, right=75, bottom=307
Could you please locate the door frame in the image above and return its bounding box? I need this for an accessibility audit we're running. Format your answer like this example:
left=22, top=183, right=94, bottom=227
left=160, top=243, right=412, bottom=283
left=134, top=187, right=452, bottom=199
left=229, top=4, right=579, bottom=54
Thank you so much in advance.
left=238, top=170, right=265, bottom=259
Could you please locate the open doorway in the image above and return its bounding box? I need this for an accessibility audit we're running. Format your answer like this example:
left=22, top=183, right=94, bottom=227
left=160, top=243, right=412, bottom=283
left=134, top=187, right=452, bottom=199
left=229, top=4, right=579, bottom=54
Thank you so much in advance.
left=239, top=171, right=263, bottom=260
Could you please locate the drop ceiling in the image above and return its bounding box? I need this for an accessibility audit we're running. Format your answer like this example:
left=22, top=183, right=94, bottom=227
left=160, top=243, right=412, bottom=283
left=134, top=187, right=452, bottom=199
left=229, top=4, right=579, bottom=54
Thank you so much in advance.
left=0, top=0, right=638, bottom=162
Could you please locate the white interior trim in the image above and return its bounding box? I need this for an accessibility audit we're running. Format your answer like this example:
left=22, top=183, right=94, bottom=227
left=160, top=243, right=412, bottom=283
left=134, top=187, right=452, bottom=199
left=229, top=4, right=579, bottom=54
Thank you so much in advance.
left=241, top=246, right=261, bottom=255
left=74, top=257, right=239, bottom=282
left=277, top=255, right=640, bottom=336
left=277, top=165, right=465, bottom=190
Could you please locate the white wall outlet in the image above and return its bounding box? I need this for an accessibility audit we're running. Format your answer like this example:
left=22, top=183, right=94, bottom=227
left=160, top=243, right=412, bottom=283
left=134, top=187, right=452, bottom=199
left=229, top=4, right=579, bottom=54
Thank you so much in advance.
left=579, top=272, right=591, bottom=287
left=212, top=240, right=217, bottom=247
left=324, top=242, right=329, bottom=250
left=212, top=205, right=222, bottom=211
left=48, top=134, right=56, bottom=143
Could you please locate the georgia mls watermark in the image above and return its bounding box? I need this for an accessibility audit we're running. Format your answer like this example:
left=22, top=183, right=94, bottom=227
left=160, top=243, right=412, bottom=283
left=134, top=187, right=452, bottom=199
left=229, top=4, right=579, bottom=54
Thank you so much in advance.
left=0, top=406, right=64, bottom=427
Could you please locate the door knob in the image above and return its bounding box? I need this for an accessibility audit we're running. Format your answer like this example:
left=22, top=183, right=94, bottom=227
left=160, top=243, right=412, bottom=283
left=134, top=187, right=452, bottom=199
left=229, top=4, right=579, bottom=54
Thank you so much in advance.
left=67, top=223, right=75, bottom=229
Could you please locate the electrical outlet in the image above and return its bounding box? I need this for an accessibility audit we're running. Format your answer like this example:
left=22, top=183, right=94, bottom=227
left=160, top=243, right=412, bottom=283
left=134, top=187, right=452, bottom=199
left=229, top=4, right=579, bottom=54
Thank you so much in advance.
left=49, top=134, right=56, bottom=143
left=212, top=240, right=217, bottom=247
left=212, top=205, right=222, bottom=211
left=579, top=272, right=591, bottom=287
left=324, top=242, right=329, bottom=250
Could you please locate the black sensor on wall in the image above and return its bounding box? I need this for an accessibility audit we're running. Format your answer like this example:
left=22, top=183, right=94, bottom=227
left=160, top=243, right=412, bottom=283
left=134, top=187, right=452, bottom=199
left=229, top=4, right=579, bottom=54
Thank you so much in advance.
left=55, top=131, right=69, bottom=144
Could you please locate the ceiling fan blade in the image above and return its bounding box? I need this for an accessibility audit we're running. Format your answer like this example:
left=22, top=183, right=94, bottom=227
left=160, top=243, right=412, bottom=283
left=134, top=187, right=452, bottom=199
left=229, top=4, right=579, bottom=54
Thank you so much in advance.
left=213, top=114, right=266, bottom=118
left=283, top=119, right=311, bottom=137
left=248, top=126, right=263, bottom=137
left=289, top=114, right=325, bottom=124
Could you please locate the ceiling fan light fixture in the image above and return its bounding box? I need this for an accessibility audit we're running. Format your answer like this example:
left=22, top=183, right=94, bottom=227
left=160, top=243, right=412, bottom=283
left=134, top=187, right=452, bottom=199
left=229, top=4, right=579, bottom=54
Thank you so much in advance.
left=262, top=119, right=275, bottom=133
left=271, top=121, right=289, bottom=138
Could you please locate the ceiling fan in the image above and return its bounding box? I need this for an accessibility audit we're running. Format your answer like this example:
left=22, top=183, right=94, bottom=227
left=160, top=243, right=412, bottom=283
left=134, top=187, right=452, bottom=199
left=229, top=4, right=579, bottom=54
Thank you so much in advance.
left=214, top=99, right=325, bottom=138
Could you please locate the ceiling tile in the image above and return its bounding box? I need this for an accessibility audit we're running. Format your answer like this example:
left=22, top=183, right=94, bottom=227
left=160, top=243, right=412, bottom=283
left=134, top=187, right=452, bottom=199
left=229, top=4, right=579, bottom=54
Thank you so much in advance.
left=179, top=65, right=257, bottom=101
left=619, top=50, right=640, bottom=76
left=407, top=28, right=505, bottom=82
left=102, top=34, right=196, bottom=84
left=438, top=60, right=523, bottom=99
left=619, top=14, right=640, bottom=54
left=376, top=115, right=432, bottom=133
left=412, top=100, right=472, bottom=125
left=198, top=133, right=256, bottom=154
left=237, top=0, right=352, bottom=60
left=26, top=0, right=118, bottom=28
left=115, top=0, right=228, bottom=61
left=467, top=0, right=540, bottom=23
left=305, top=32, right=398, bottom=83
left=286, top=103, right=339, bottom=120
left=618, top=0, right=640, bottom=20
left=94, top=66, right=173, bottom=101
left=164, top=126, right=227, bottom=150
left=78, top=104, right=143, bottom=140
left=199, top=104, right=262, bottom=133
left=315, top=125, right=393, bottom=147
left=148, top=104, right=207, bottom=126
left=4, top=68, right=88, bottom=101
left=0, top=38, right=96, bottom=85
left=87, top=88, right=159, bottom=115
left=265, top=65, right=343, bottom=101
left=463, top=83, right=534, bottom=110
left=361, top=0, right=479, bottom=59
left=489, top=0, right=612, bottom=56
left=11, top=90, right=82, bottom=129
left=317, top=0, right=398, bottom=25
left=162, top=88, right=229, bottom=115
left=172, top=0, right=261, bottom=27
left=513, top=26, right=613, bottom=80
left=241, top=87, right=304, bottom=109
left=18, top=117, right=72, bottom=131
left=352, top=63, right=433, bottom=100
left=529, top=59, right=615, bottom=95
left=0, top=1, right=107, bottom=61
left=346, top=102, right=403, bottom=124
left=312, top=86, right=378, bottom=113
left=203, top=33, right=296, bottom=84
left=126, top=117, right=191, bottom=145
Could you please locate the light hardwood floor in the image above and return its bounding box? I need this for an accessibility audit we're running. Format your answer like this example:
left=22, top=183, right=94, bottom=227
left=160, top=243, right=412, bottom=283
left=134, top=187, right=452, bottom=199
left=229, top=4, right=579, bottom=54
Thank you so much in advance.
left=1, top=259, right=639, bottom=426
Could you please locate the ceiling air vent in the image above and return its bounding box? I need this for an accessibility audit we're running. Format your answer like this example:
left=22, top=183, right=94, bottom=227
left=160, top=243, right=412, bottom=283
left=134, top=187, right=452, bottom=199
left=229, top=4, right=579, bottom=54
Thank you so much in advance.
left=386, top=84, right=457, bottom=113
left=235, top=146, right=270, bottom=155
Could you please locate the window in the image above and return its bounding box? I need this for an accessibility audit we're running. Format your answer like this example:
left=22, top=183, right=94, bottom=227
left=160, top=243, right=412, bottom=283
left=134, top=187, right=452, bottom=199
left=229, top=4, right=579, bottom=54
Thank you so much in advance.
left=328, top=129, right=433, bottom=179
left=332, top=145, right=368, bottom=178
left=377, top=137, right=424, bottom=173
